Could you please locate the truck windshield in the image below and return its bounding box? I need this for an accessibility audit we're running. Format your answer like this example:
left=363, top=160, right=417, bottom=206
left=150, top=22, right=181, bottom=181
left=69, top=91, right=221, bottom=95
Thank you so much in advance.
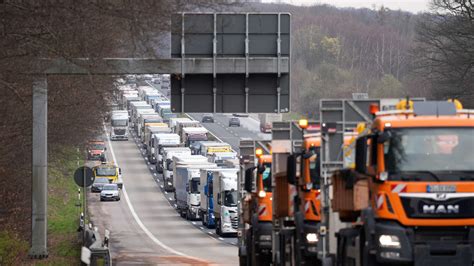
left=111, top=119, right=128, bottom=127
left=190, top=178, right=200, bottom=194
left=384, top=127, right=474, bottom=180
left=262, top=163, right=272, bottom=192
left=89, top=143, right=105, bottom=150
left=96, top=168, right=116, bottom=176
left=224, top=190, right=238, bottom=207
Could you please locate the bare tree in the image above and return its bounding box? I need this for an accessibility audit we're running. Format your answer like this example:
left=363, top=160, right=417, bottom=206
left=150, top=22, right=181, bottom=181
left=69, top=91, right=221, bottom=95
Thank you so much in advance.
left=414, top=0, right=474, bottom=106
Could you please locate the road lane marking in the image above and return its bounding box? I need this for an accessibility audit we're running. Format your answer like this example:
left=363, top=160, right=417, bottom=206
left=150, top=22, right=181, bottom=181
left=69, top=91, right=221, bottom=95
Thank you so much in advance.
left=154, top=173, right=157, bottom=176
left=104, top=125, right=207, bottom=262
left=219, top=237, right=224, bottom=241
left=192, top=222, right=196, bottom=225
left=200, top=227, right=204, bottom=230
left=164, top=191, right=168, bottom=194
left=208, top=232, right=214, bottom=235
left=169, top=197, right=173, bottom=201
left=160, top=185, right=164, bottom=188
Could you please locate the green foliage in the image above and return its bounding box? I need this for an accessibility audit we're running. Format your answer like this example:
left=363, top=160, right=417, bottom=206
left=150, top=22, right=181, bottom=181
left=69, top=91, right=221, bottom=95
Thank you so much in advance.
left=0, top=231, right=28, bottom=265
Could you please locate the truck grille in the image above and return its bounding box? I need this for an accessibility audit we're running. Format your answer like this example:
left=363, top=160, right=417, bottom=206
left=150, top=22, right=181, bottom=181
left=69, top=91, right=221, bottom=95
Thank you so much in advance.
left=231, top=216, right=238, bottom=229
left=414, top=227, right=469, bottom=243
left=114, top=128, right=126, bottom=135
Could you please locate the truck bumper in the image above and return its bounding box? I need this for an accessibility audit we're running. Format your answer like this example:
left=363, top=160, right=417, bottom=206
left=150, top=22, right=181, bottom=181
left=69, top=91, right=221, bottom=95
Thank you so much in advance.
left=221, top=222, right=237, bottom=234
left=110, top=135, right=128, bottom=141
left=375, top=221, right=474, bottom=265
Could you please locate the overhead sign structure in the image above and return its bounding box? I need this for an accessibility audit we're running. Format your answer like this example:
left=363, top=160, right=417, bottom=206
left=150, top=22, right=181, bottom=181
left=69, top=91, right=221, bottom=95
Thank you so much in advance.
left=171, top=13, right=291, bottom=113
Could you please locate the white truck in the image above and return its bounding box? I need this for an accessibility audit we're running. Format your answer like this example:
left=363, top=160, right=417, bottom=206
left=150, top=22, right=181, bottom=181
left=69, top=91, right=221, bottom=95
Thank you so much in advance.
left=199, top=168, right=238, bottom=229
left=132, top=108, right=154, bottom=134
left=176, top=120, right=201, bottom=137
left=110, top=113, right=129, bottom=140
left=152, top=133, right=180, bottom=167
left=213, top=169, right=239, bottom=236
left=208, top=152, right=237, bottom=166
left=144, top=126, right=172, bottom=162
left=258, top=113, right=283, bottom=133
left=161, top=148, right=191, bottom=191
left=169, top=117, right=192, bottom=133
left=181, top=127, right=209, bottom=147
left=173, top=156, right=216, bottom=219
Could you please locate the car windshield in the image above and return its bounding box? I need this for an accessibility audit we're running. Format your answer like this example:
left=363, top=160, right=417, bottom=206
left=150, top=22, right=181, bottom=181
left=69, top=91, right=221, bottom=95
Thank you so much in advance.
left=102, top=185, right=117, bottom=191
left=111, top=119, right=128, bottom=127
left=261, top=163, right=272, bottom=192
left=94, top=178, right=109, bottom=184
left=96, top=168, right=116, bottom=176
left=190, top=178, right=200, bottom=193
left=89, top=143, right=105, bottom=150
left=384, top=127, right=474, bottom=180
left=224, top=190, right=238, bottom=207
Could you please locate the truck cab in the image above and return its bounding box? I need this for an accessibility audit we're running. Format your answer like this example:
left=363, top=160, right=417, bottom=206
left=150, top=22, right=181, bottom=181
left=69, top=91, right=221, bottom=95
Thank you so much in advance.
left=152, top=133, right=180, bottom=169
left=213, top=169, right=239, bottom=236
left=92, top=162, right=122, bottom=189
left=110, top=113, right=129, bottom=140
left=335, top=101, right=474, bottom=265
left=87, top=140, right=106, bottom=161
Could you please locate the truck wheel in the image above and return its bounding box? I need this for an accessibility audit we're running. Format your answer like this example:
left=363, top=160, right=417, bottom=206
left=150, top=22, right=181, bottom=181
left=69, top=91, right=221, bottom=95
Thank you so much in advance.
left=361, top=231, right=376, bottom=266
left=216, top=219, right=222, bottom=236
left=202, top=214, right=207, bottom=226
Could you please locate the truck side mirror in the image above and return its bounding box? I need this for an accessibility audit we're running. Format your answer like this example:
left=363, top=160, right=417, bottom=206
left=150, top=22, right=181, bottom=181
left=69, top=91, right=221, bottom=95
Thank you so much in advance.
left=355, top=136, right=368, bottom=174
left=244, top=168, right=254, bottom=192
left=119, top=168, right=122, bottom=175
left=287, top=154, right=297, bottom=185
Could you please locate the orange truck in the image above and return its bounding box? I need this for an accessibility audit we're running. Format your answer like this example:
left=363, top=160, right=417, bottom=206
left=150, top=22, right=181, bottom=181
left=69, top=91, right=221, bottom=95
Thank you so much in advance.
left=334, top=100, right=474, bottom=265
left=241, top=153, right=273, bottom=265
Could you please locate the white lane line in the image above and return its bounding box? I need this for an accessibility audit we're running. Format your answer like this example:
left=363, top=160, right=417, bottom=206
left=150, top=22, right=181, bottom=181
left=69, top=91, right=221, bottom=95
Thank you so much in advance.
left=174, top=204, right=177, bottom=208
left=149, top=167, right=153, bottom=170
left=219, top=237, right=224, bottom=241
left=169, top=197, right=173, bottom=201
left=147, top=161, right=150, bottom=165
left=154, top=173, right=157, bottom=176
left=104, top=125, right=203, bottom=261
left=200, top=227, right=204, bottom=230
left=157, top=179, right=160, bottom=182
left=192, top=222, right=196, bottom=225
left=164, top=191, right=168, bottom=195
left=160, top=185, right=164, bottom=188
left=208, top=232, right=214, bottom=235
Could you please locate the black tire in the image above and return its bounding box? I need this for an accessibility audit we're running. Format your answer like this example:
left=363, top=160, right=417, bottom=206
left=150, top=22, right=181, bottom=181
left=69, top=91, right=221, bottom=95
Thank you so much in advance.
left=216, top=219, right=222, bottom=236
left=361, top=231, right=376, bottom=266
left=116, top=197, right=120, bottom=201
left=186, top=209, right=191, bottom=220
left=202, top=214, right=208, bottom=226
left=180, top=210, right=186, bottom=218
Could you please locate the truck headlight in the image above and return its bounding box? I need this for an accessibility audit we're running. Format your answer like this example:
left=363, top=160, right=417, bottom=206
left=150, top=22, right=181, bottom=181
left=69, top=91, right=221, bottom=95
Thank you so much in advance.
left=306, top=233, right=318, bottom=243
left=167, top=182, right=172, bottom=186
left=379, top=235, right=401, bottom=248
left=258, top=190, right=266, bottom=198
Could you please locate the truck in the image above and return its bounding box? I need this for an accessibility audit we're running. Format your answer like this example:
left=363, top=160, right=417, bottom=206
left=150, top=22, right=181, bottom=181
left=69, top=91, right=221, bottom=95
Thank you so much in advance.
left=110, top=113, right=129, bottom=140
left=200, top=168, right=239, bottom=229
left=138, top=113, right=163, bottom=140
left=258, top=113, right=282, bottom=133
left=161, top=147, right=192, bottom=191
left=173, top=156, right=216, bottom=220
left=92, top=162, right=123, bottom=189
left=181, top=127, right=209, bottom=147
left=197, top=141, right=232, bottom=157
left=152, top=133, right=180, bottom=167
left=176, top=120, right=201, bottom=137
left=169, top=117, right=192, bottom=133
left=158, top=105, right=177, bottom=123
left=241, top=153, right=273, bottom=264
left=213, top=168, right=239, bottom=236
left=333, top=100, right=474, bottom=265
left=132, top=108, right=154, bottom=133
left=144, top=126, right=173, bottom=162
left=208, top=151, right=238, bottom=166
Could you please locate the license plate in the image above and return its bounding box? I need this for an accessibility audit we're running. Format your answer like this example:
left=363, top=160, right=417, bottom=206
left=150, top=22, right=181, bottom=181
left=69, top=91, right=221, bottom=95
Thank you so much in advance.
left=427, top=185, right=456, bottom=193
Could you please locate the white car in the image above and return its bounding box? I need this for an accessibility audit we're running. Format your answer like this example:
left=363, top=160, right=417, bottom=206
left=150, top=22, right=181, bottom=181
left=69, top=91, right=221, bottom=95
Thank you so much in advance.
left=100, top=183, right=121, bottom=201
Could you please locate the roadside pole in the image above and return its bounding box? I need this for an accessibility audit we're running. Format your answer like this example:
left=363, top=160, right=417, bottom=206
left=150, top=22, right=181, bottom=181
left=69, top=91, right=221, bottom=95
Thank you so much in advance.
left=29, top=77, right=48, bottom=258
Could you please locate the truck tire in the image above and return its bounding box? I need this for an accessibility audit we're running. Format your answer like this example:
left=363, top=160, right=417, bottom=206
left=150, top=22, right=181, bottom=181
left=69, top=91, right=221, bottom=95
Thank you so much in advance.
left=202, top=214, right=208, bottom=226
left=216, top=219, right=222, bottom=236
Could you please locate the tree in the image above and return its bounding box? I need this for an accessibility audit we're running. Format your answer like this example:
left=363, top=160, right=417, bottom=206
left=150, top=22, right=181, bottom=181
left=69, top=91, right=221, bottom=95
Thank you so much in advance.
left=414, top=0, right=474, bottom=106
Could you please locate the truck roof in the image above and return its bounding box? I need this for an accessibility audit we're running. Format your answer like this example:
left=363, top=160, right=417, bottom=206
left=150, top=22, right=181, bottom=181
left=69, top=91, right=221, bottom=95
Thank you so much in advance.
left=183, top=127, right=208, bottom=134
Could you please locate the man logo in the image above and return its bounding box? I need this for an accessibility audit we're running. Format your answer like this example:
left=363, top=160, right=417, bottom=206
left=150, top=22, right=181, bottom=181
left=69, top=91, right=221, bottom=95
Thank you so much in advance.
left=435, top=193, right=447, bottom=200
left=422, top=204, right=459, bottom=214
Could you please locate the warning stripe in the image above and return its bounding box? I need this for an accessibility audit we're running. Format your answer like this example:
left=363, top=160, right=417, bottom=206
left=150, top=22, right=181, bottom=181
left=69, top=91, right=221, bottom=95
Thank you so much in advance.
left=305, top=201, right=311, bottom=213
left=391, top=184, right=407, bottom=193
left=376, top=194, right=384, bottom=209
left=258, top=205, right=267, bottom=216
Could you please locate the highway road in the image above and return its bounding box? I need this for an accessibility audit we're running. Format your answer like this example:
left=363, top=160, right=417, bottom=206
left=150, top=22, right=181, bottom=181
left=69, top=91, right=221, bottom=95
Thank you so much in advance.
left=87, top=128, right=238, bottom=265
